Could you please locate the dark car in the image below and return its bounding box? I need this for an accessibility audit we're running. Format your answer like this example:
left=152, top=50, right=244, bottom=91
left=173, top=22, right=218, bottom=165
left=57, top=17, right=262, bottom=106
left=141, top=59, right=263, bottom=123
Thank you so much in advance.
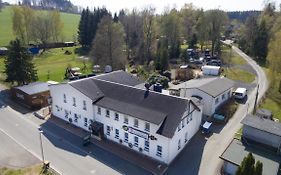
left=207, top=60, right=221, bottom=66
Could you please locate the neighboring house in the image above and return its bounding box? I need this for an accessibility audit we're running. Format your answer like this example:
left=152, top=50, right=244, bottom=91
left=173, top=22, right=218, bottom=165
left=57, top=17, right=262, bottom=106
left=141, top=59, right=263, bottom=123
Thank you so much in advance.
left=169, top=77, right=235, bottom=116
left=49, top=70, right=203, bottom=164
left=241, top=115, right=281, bottom=153
left=220, top=139, right=281, bottom=175
left=11, top=82, right=51, bottom=109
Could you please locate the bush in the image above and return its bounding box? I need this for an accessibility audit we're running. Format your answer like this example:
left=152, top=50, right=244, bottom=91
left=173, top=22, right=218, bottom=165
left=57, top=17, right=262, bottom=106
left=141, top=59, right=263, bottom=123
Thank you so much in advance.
left=146, top=73, right=169, bottom=89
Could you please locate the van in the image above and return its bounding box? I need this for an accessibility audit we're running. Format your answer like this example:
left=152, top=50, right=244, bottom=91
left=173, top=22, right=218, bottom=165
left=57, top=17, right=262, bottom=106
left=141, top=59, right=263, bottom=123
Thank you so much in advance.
left=233, top=88, right=247, bottom=99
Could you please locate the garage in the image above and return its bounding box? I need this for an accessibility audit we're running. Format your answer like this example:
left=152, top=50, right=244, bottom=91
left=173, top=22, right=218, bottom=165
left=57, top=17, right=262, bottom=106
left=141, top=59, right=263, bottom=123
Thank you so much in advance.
left=11, top=82, right=51, bottom=109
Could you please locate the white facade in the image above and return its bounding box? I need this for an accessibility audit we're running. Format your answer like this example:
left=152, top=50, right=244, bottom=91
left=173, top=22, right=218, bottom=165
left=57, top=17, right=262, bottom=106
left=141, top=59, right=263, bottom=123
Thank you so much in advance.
left=50, top=83, right=203, bottom=164
left=180, top=88, right=232, bottom=116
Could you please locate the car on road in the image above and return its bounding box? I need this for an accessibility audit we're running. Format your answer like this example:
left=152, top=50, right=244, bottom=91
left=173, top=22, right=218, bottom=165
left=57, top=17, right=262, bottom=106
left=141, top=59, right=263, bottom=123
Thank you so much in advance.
left=233, top=88, right=247, bottom=99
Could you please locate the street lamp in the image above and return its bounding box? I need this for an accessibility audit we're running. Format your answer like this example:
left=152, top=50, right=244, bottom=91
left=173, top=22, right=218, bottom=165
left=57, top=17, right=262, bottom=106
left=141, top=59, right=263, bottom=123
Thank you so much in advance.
left=38, top=128, right=45, bottom=164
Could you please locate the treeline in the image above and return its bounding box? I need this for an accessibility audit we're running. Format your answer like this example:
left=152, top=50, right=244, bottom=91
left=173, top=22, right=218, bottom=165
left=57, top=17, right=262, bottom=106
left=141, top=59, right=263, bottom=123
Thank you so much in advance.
left=11, top=6, right=63, bottom=50
left=19, top=0, right=81, bottom=14
left=227, top=11, right=261, bottom=22
left=78, top=4, right=229, bottom=71
left=236, top=2, right=281, bottom=91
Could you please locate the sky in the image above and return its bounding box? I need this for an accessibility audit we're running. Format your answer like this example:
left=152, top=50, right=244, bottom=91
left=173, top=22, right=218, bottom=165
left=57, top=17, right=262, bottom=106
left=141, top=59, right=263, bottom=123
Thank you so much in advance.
left=5, top=0, right=281, bottom=13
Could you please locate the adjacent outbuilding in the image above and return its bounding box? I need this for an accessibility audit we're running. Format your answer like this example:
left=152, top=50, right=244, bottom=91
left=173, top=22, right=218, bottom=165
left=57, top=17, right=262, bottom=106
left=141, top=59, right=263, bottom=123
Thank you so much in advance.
left=220, top=139, right=281, bottom=175
left=11, top=82, right=51, bottom=109
left=169, top=77, right=235, bottom=116
left=241, top=114, right=281, bottom=153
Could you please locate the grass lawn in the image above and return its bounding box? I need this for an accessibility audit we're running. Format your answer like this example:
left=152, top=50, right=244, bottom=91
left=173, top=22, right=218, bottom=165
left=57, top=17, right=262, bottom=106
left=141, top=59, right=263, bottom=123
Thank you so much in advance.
left=221, top=46, right=246, bottom=65
left=0, top=47, right=92, bottom=84
left=223, top=68, right=255, bottom=83
left=34, top=47, right=92, bottom=82
left=0, top=6, right=80, bottom=46
left=0, top=164, right=54, bottom=175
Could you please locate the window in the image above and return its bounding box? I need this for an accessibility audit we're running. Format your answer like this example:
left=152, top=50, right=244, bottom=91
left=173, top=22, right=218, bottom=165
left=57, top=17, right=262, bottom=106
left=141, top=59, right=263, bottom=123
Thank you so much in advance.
left=215, top=98, right=219, bottom=104
left=178, top=123, right=181, bottom=131
left=156, top=145, right=162, bottom=157
left=124, top=132, right=128, bottom=143
left=115, top=129, right=119, bottom=139
left=185, top=132, right=188, bottom=143
left=114, top=113, right=119, bottom=121
left=97, top=107, right=101, bottom=115
left=84, top=117, right=88, bottom=127
left=74, top=114, right=78, bottom=123
left=83, top=100, right=87, bottom=110
left=134, top=136, right=138, bottom=147
left=106, top=110, right=110, bottom=117
left=106, top=126, right=110, bottom=136
left=182, top=119, right=185, bottom=128
left=73, top=97, right=76, bottom=107
left=124, top=116, right=128, bottom=124
left=190, top=113, right=193, bottom=121
left=145, top=122, right=150, bottom=132
left=63, top=94, right=66, bottom=103
left=144, top=140, right=149, bottom=152
left=178, top=139, right=181, bottom=150
left=187, top=116, right=189, bottom=124
left=134, top=119, right=138, bottom=128
left=222, top=94, right=225, bottom=100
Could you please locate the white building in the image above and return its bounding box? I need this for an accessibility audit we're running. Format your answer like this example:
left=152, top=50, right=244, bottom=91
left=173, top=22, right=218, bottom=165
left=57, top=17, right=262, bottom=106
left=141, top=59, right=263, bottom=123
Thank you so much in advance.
left=169, top=77, right=234, bottom=116
left=49, top=70, right=203, bottom=164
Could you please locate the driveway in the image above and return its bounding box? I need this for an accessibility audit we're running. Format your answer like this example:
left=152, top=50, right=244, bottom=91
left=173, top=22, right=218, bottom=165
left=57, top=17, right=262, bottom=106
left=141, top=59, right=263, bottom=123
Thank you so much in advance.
left=195, top=45, right=268, bottom=175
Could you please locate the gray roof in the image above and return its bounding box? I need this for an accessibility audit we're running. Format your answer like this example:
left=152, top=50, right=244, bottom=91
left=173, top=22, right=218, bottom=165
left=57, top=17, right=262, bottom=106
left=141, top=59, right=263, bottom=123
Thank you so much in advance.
left=67, top=71, right=199, bottom=138
left=220, top=139, right=281, bottom=175
left=242, top=115, right=281, bottom=137
left=95, top=70, right=143, bottom=86
left=170, top=77, right=235, bottom=97
left=14, top=82, right=49, bottom=95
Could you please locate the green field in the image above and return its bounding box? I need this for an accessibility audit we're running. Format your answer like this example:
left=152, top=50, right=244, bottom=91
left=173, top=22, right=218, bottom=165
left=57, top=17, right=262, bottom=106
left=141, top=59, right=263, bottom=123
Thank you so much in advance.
left=0, top=164, right=54, bottom=175
left=0, top=6, right=80, bottom=46
left=0, top=47, right=92, bottom=84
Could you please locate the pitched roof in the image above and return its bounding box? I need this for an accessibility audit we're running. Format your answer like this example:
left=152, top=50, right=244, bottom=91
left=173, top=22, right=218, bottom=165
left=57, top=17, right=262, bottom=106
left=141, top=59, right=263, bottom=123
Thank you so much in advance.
left=170, top=77, right=234, bottom=97
left=220, top=139, right=281, bottom=175
left=67, top=71, right=198, bottom=138
left=95, top=70, right=143, bottom=86
left=14, top=82, right=49, bottom=95
left=241, top=115, right=281, bottom=137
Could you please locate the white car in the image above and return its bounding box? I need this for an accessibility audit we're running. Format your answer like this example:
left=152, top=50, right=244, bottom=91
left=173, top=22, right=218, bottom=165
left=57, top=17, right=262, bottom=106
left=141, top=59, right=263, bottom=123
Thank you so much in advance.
left=233, top=88, right=247, bottom=99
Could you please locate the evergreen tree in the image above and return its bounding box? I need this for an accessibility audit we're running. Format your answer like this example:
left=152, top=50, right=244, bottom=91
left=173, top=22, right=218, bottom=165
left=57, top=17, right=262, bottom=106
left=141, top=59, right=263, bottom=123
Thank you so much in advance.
left=254, top=161, right=263, bottom=175
left=113, top=12, right=119, bottom=23
left=254, top=19, right=269, bottom=62
left=236, top=153, right=255, bottom=175
left=4, top=39, right=38, bottom=85
left=78, top=8, right=89, bottom=47
left=155, top=38, right=169, bottom=72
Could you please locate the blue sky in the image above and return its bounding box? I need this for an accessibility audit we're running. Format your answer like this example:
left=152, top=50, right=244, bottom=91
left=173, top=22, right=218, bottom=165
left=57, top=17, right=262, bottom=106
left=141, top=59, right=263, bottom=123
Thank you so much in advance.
left=5, top=0, right=281, bottom=13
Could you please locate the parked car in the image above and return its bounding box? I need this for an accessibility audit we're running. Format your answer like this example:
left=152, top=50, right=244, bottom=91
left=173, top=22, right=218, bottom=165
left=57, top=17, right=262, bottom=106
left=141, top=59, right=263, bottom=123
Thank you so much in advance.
left=207, top=60, right=221, bottom=66
left=233, top=88, right=247, bottom=99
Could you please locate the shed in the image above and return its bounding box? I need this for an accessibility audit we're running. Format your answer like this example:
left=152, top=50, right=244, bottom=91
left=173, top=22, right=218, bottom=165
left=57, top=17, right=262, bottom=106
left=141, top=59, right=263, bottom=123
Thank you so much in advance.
left=241, top=115, right=281, bottom=152
left=220, top=139, right=281, bottom=175
left=201, top=65, right=221, bottom=76
left=11, top=82, right=51, bottom=109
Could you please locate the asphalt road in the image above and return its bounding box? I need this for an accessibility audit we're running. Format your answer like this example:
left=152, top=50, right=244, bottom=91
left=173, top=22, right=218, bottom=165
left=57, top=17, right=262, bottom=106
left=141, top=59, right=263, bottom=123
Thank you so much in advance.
left=196, top=45, right=268, bottom=175
left=0, top=129, right=40, bottom=168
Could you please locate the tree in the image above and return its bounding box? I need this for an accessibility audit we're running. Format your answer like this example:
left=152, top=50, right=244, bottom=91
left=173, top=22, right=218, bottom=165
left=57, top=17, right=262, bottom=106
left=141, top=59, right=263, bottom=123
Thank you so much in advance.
left=205, top=9, right=228, bottom=56
left=50, top=10, right=64, bottom=42
left=12, top=6, right=25, bottom=43
left=142, top=7, right=155, bottom=64
left=196, top=10, right=208, bottom=51
left=254, top=161, right=263, bottom=175
left=4, top=39, right=38, bottom=85
left=253, top=19, right=269, bottom=62
left=91, top=16, right=126, bottom=70
left=155, top=37, right=168, bottom=72
left=236, top=153, right=255, bottom=175
left=0, top=0, right=3, bottom=11
left=236, top=153, right=263, bottom=175
left=78, top=8, right=90, bottom=47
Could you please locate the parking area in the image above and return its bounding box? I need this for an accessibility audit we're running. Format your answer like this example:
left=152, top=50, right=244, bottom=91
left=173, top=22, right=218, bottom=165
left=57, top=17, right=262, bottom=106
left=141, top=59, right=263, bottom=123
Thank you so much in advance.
left=0, top=129, right=40, bottom=168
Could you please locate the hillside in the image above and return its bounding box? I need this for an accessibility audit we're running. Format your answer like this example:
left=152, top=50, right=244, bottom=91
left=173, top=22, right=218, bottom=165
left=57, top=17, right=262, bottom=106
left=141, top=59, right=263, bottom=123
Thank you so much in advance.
left=0, top=6, right=80, bottom=46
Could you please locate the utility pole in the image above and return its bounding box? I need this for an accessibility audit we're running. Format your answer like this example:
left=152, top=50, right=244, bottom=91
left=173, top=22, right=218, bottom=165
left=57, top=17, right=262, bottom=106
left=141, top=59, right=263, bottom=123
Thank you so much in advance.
left=253, top=84, right=259, bottom=114
left=39, top=128, right=45, bottom=164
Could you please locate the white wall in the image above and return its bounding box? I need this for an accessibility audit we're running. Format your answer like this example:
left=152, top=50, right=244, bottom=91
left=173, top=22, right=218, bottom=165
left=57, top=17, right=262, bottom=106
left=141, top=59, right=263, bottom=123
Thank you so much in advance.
left=94, top=105, right=170, bottom=163
left=50, top=84, right=94, bottom=131
left=168, top=102, right=203, bottom=164
left=180, top=88, right=232, bottom=116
